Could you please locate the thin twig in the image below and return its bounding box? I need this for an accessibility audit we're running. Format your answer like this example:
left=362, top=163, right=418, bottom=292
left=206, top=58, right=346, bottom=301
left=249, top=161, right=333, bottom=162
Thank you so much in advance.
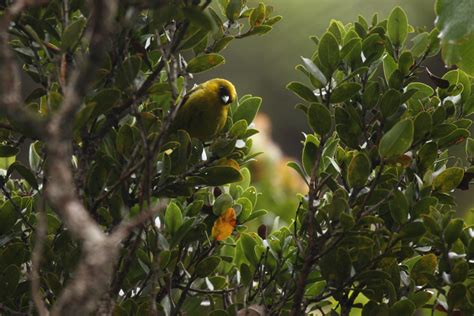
left=291, top=136, right=327, bottom=316
left=111, top=201, right=166, bottom=243
left=31, top=194, right=49, bottom=316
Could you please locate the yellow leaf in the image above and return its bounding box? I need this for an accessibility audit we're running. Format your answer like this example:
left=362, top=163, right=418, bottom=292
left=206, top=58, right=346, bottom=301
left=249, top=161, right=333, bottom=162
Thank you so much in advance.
left=212, top=208, right=237, bottom=241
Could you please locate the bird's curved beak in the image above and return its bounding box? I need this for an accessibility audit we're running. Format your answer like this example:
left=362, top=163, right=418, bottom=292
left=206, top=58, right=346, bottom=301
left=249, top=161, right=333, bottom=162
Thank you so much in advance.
left=221, top=95, right=230, bottom=104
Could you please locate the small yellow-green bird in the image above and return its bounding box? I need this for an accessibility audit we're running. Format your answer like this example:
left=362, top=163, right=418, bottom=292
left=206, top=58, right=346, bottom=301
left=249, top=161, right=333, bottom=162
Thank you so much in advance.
left=171, top=78, right=237, bottom=141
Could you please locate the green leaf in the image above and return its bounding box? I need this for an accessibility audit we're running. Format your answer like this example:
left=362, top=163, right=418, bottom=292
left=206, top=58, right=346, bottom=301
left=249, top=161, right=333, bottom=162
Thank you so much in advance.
left=0, top=145, right=19, bottom=157
left=244, top=209, right=267, bottom=222
left=91, top=88, right=121, bottom=117
left=356, top=270, right=391, bottom=282
left=318, top=32, right=340, bottom=72
left=464, top=96, right=474, bottom=116
left=240, top=233, right=258, bottom=265
left=229, top=119, right=248, bottom=138
left=116, top=56, right=141, bottom=89
left=233, top=97, right=262, bottom=125
left=0, top=200, right=19, bottom=235
left=202, top=166, right=242, bottom=186
left=387, top=6, right=409, bottom=48
left=388, top=69, right=404, bottom=90
left=379, top=119, right=414, bottom=159
left=301, top=56, right=327, bottom=86
left=362, top=81, right=380, bottom=109
left=240, top=25, right=272, bottom=37
left=451, top=261, right=469, bottom=283
left=74, top=103, right=95, bottom=132
left=327, top=19, right=344, bottom=42
left=213, top=193, right=233, bottom=216
left=29, top=141, right=42, bottom=172
left=335, top=106, right=362, bottom=149
left=344, top=38, right=363, bottom=68
left=237, top=167, right=252, bottom=189
left=413, top=197, right=437, bottom=216
left=441, top=69, right=472, bottom=103
left=186, top=54, right=225, bottom=73
left=185, top=200, right=204, bottom=217
left=61, top=18, right=86, bottom=51
left=467, top=137, right=474, bottom=159
left=306, top=280, right=326, bottom=297
left=407, top=291, right=432, bottom=308
left=411, top=32, right=430, bottom=57
left=249, top=3, right=266, bottom=27
left=380, top=89, right=401, bottom=118
left=410, top=253, right=437, bottom=285
left=406, top=82, right=434, bottom=100
left=398, top=51, right=414, bottom=75
left=437, top=128, right=470, bottom=149
left=433, top=167, right=464, bottom=193
left=208, top=276, right=227, bottom=290
left=336, top=247, right=352, bottom=281
left=180, top=29, right=210, bottom=51
left=444, top=218, right=464, bottom=244
left=266, top=15, right=282, bottom=26
left=302, top=136, right=319, bottom=175
left=413, top=111, right=432, bottom=142
left=236, top=197, right=253, bottom=222
left=362, top=34, right=385, bottom=63
left=330, top=83, right=361, bottom=103
left=7, top=162, right=38, bottom=189
left=165, top=202, right=183, bottom=235
left=182, top=7, right=213, bottom=31
left=116, top=125, right=136, bottom=156
left=0, top=265, right=20, bottom=298
left=307, top=103, right=332, bottom=136
left=389, top=190, right=409, bottom=224
left=389, top=299, right=415, bottom=316
left=170, top=218, right=196, bottom=248
left=362, top=301, right=389, bottom=316
left=436, top=0, right=474, bottom=75
left=400, top=222, right=426, bottom=239
left=212, top=36, right=234, bottom=52
left=417, top=142, right=437, bottom=172
left=242, top=186, right=257, bottom=207
left=447, top=283, right=467, bottom=308
left=347, top=152, right=371, bottom=188
left=287, top=161, right=308, bottom=181
left=196, top=256, right=221, bottom=277
left=240, top=263, right=252, bottom=286
left=340, top=212, right=355, bottom=231
left=383, top=54, right=397, bottom=83
left=226, top=0, right=243, bottom=21
left=286, top=82, right=318, bottom=102
left=422, top=214, right=442, bottom=234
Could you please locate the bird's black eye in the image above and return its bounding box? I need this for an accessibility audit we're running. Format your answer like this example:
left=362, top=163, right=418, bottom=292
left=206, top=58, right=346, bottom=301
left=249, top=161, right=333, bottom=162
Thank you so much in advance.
left=219, top=86, right=231, bottom=105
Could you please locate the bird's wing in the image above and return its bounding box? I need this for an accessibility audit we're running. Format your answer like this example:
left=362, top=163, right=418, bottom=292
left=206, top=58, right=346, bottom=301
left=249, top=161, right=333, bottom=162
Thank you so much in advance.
left=182, top=102, right=206, bottom=128
left=179, top=83, right=204, bottom=107
left=171, top=84, right=203, bottom=130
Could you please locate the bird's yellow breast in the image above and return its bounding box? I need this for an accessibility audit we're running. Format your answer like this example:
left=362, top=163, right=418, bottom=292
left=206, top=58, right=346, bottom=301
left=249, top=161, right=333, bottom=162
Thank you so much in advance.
left=171, top=79, right=236, bottom=141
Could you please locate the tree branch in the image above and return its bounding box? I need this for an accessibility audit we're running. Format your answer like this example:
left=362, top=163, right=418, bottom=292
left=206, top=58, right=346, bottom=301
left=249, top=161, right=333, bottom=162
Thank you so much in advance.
left=31, top=195, right=49, bottom=316
left=40, top=1, right=120, bottom=314
left=0, top=0, right=47, bottom=139
left=291, top=137, right=327, bottom=316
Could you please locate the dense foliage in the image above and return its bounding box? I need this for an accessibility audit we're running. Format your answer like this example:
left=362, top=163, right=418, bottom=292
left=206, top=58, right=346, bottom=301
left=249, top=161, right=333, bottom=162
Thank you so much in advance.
left=0, top=0, right=473, bottom=315
left=285, top=6, right=474, bottom=315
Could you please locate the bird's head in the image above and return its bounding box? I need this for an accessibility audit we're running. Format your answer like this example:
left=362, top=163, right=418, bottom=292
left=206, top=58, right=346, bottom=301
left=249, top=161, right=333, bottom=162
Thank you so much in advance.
left=205, top=78, right=237, bottom=106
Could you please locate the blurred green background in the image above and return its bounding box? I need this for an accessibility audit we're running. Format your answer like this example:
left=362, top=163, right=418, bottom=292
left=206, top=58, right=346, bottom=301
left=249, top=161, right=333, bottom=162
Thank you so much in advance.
left=198, top=0, right=473, bottom=221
